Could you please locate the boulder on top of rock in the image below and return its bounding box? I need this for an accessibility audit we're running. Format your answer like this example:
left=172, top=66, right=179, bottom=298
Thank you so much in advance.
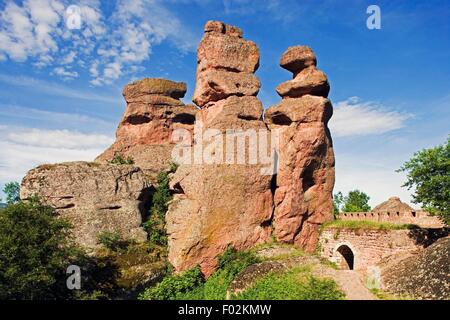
left=276, top=66, right=330, bottom=98
left=197, top=23, right=259, bottom=73
left=20, top=161, right=150, bottom=249
left=280, top=46, right=317, bottom=76
left=96, top=78, right=197, bottom=181
left=123, top=78, right=187, bottom=102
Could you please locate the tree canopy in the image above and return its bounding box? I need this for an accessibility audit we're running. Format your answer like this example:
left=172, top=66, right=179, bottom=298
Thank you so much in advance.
left=398, top=136, right=450, bottom=224
left=334, top=190, right=371, bottom=213
left=3, top=181, right=20, bottom=204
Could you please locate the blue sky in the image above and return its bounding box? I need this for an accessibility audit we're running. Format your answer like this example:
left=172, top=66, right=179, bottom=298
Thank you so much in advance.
left=0, top=0, right=449, bottom=207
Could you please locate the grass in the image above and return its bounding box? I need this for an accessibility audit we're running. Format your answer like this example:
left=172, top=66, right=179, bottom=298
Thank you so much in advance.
left=250, top=241, right=305, bottom=261
left=370, top=288, right=411, bottom=300
left=322, top=220, right=419, bottom=231
left=234, top=267, right=345, bottom=300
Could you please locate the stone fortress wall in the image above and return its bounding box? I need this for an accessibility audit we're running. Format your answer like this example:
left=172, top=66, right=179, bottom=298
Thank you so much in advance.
left=319, top=197, right=447, bottom=271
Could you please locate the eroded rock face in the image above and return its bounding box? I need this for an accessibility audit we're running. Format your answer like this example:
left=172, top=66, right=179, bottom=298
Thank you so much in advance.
left=96, top=78, right=198, bottom=181
left=166, top=21, right=273, bottom=276
left=265, top=46, right=335, bottom=252
left=20, top=161, right=149, bottom=248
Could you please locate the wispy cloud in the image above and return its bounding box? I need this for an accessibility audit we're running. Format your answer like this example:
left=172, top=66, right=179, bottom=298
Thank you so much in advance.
left=0, top=73, right=120, bottom=103
left=329, top=97, right=411, bottom=138
left=0, top=125, right=113, bottom=190
left=0, top=104, right=115, bottom=131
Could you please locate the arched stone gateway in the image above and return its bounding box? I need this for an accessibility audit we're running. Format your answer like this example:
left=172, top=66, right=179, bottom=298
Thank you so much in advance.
left=336, top=244, right=354, bottom=270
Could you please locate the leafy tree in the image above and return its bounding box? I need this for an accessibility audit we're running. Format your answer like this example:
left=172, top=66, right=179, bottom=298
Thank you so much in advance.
left=398, top=136, right=450, bottom=224
left=0, top=198, right=74, bottom=299
left=333, top=191, right=344, bottom=215
left=3, top=181, right=20, bottom=204
left=341, top=190, right=371, bottom=212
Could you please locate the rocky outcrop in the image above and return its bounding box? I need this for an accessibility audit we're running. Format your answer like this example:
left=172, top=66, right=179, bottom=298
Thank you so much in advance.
left=20, top=162, right=150, bottom=248
left=96, top=78, right=198, bottom=182
left=265, top=46, right=335, bottom=252
left=380, top=236, right=450, bottom=300
left=166, top=21, right=273, bottom=276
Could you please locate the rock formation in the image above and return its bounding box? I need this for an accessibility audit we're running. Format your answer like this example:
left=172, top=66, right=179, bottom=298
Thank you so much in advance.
left=265, top=46, right=335, bottom=252
left=19, top=21, right=336, bottom=276
left=20, top=162, right=149, bottom=248
left=166, top=21, right=274, bottom=276
left=96, top=78, right=198, bottom=181
left=380, top=236, right=450, bottom=300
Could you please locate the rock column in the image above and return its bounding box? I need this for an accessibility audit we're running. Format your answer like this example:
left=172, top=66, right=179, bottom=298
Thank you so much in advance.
left=265, top=46, right=335, bottom=252
left=166, top=21, right=274, bottom=276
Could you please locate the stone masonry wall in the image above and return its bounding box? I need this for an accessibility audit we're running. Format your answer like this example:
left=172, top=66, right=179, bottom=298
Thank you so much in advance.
left=319, top=228, right=423, bottom=270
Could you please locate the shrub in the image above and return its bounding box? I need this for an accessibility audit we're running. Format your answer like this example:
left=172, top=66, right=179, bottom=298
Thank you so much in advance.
left=142, top=163, right=178, bottom=246
left=235, top=267, right=345, bottom=300
left=98, top=231, right=128, bottom=252
left=139, top=246, right=259, bottom=300
left=0, top=199, right=74, bottom=299
left=109, top=153, right=134, bottom=165
left=138, top=266, right=204, bottom=300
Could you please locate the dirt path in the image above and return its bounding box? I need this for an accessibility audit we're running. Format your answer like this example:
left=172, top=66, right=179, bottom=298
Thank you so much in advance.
left=252, top=246, right=378, bottom=300
left=314, top=269, right=377, bottom=300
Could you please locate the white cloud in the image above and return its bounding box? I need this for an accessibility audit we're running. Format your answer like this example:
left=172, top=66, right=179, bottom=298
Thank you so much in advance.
left=6, top=128, right=113, bottom=149
left=52, top=66, right=78, bottom=79
left=0, top=0, right=198, bottom=85
left=329, top=97, right=411, bottom=138
left=0, top=125, right=113, bottom=188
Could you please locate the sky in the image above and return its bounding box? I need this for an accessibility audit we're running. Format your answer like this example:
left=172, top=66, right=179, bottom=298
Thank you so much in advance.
left=0, top=0, right=449, bottom=207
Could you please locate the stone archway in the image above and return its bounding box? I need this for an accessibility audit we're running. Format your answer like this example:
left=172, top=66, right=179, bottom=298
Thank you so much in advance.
left=336, top=244, right=354, bottom=270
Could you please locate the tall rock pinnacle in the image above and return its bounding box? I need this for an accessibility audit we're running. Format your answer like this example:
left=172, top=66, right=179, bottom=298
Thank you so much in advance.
left=265, top=46, right=335, bottom=252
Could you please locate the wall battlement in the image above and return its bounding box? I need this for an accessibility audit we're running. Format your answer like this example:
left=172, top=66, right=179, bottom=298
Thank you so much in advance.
left=338, top=197, right=444, bottom=228
left=339, top=210, right=443, bottom=228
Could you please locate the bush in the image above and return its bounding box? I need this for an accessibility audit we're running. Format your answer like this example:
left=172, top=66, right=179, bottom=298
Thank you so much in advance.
left=142, top=163, right=178, bottom=246
left=235, top=267, right=345, bottom=300
left=0, top=199, right=74, bottom=299
left=108, top=153, right=134, bottom=165
left=143, top=246, right=259, bottom=300
left=97, top=231, right=128, bottom=252
left=138, top=266, right=204, bottom=300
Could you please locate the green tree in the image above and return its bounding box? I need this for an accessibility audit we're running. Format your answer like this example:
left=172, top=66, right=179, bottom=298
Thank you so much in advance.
left=0, top=198, right=74, bottom=299
left=398, top=136, right=450, bottom=224
left=341, top=190, right=371, bottom=212
left=3, top=181, right=20, bottom=204
left=333, top=191, right=344, bottom=215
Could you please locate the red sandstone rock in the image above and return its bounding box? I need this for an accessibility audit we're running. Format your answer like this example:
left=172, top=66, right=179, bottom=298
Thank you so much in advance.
left=96, top=78, right=197, bottom=181
left=193, top=69, right=260, bottom=107
left=267, top=46, right=335, bottom=252
left=166, top=22, right=272, bottom=276
left=280, top=46, right=317, bottom=76
left=197, top=27, right=259, bottom=73
left=276, top=66, right=330, bottom=98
